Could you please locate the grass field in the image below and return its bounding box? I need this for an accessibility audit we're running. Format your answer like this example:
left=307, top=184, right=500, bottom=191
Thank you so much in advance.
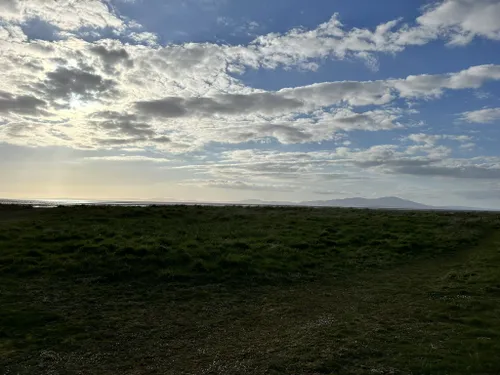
left=1, top=204, right=500, bottom=374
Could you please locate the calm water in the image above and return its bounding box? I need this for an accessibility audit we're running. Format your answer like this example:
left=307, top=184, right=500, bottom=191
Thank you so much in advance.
left=0, top=199, right=95, bottom=206
left=0, top=199, right=244, bottom=207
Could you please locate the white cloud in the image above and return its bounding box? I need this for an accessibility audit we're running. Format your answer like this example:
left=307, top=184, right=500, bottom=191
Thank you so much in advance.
left=417, top=0, right=500, bottom=45
left=407, top=133, right=442, bottom=145
left=0, top=0, right=125, bottom=31
left=406, top=133, right=473, bottom=145
left=127, top=31, right=159, bottom=46
left=461, top=107, right=500, bottom=123
left=224, top=1, right=500, bottom=72
left=0, top=2, right=499, bottom=178
left=390, top=64, right=500, bottom=98
left=237, top=15, right=406, bottom=70
left=275, top=65, right=500, bottom=108
left=0, top=36, right=498, bottom=152
left=0, top=22, right=27, bottom=42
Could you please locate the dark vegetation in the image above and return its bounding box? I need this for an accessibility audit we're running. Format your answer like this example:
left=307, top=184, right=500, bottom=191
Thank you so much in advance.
left=1, top=204, right=500, bottom=374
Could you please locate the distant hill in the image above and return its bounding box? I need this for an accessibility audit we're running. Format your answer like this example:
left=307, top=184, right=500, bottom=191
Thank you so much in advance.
left=239, top=196, right=489, bottom=211
left=240, top=199, right=296, bottom=206
left=302, top=196, right=432, bottom=209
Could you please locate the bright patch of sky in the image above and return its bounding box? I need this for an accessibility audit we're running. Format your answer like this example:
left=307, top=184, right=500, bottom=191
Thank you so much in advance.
left=1, top=0, right=500, bottom=207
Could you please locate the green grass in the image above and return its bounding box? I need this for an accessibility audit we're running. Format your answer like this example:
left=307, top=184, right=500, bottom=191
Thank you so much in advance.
left=1, top=204, right=500, bottom=374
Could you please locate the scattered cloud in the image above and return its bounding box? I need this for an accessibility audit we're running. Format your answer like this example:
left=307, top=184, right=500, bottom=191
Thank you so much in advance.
left=474, top=90, right=492, bottom=99
left=126, top=31, right=159, bottom=46
left=460, top=107, right=500, bottom=123
left=177, top=145, right=500, bottom=185
left=405, top=133, right=473, bottom=145
left=416, top=0, right=500, bottom=45
left=1, top=32, right=499, bottom=152
left=0, top=0, right=124, bottom=31
left=181, top=179, right=296, bottom=192
left=1, top=0, right=500, bottom=204
left=391, top=64, right=500, bottom=98
left=336, top=145, right=500, bottom=180
left=391, top=164, right=500, bottom=179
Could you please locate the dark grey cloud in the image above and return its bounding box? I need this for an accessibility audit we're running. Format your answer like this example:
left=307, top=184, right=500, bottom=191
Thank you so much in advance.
left=89, top=45, right=133, bottom=73
left=24, top=61, right=44, bottom=71
left=313, top=190, right=344, bottom=195
left=341, top=148, right=500, bottom=179
left=5, top=55, right=44, bottom=72
left=222, top=124, right=313, bottom=144
left=95, top=137, right=147, bottom=145
left=91, top=111, right=154, bottom=137
left=151, top=136, right=172, bottom=143
left=316, top=173, right=365, bottom=180
left=0, top=91, right=46, bottom=115
left=135, top=92, right=304, bottom=118
left=392, top=165, right=500, bottom=179
left=4, top=123, right=39, bottom=138
left=334, top=113, right=375, bottom=124
left=214, top=161, right=313, bottom=175
left=90, top=111, right=174, bottom=146
left=135, top=97, right=187, bottom=117
left=94, top=136, right=174, bottom=146
left=259, top=124, right=312, bottom=143
left=37, top=67, right=117, bottom=104
left=200, top=179, right=295, bottom=192
left=354, top=158, right=434, bottom=168
left=279, top=80, right=393, bottom=107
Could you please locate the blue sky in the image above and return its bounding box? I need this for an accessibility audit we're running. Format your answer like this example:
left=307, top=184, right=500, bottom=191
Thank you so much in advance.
left=1, top=0, right=500, bottom=208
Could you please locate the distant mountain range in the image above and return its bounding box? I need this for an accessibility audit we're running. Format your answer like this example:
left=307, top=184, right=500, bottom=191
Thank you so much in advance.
left=240, top=196, right=490, bottom=211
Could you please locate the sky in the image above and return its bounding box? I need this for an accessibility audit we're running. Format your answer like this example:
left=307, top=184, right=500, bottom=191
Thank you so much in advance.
left=1, top=0, right=500, bottom=208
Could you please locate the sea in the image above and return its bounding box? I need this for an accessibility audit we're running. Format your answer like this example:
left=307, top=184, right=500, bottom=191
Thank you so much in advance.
left=0, top=199, right=249, bottom=208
